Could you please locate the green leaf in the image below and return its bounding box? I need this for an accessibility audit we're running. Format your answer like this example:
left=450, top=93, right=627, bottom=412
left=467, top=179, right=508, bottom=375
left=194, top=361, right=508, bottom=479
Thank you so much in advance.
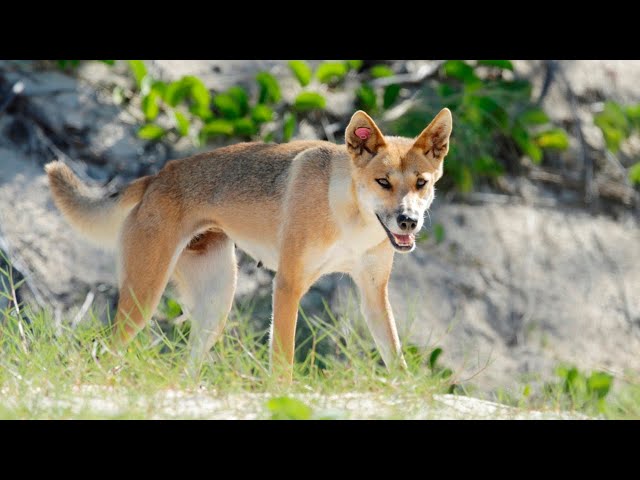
left=443, top=60, right=478, bottom=84
left=100, top=60, right=116, bottom=66
left=164, top=79, right=192, bottom=107
left=370, top=64, right=394, bottom=79
left=251, top=104, right=274, bottom=123
left=356, top=84, right=377, bottom=111
left=535, top=128, right=569, bottom=150
left=141, top=90, right=160, bottom=121
left=137, top=124, right=166, bottom=140
left=163, top=298, right=182, bottom=320
left=595, top=102, right=630, bottom=152
left=233, top=117, right=256, bottom=137
left=288, top=60, right=313, bottom=87
left=428, top=347, right=443, bottom=370
left=512, top=123, right=543, bottom=163
left=599, top=125, right=625, bottom=153
left=256, top=72, right=281, bottom=104
left=283, top=113, right=296, bottom=141
left=227, top=86, right=249, bottom=116
left=161, top=76, right=212, bottom=119
left=624, top=104, right=640, bottom=121
left=173, top=111, right=190, bottom=136
left=346, top=60, right=363, bottom=71
left=151, top=80, right=167, bottom=98
left=628, top=162, right=640, bottom=185
left=518, top=107, right=550, bottom=126
left=596, top=101, right=628, bottom=130
left=267, top=397, right=312, bottom=420
left=624, top=104, right=640, bottom=129
left=186, top=76, right=212, bottom=120
left=201, top=119, right=234, bottom=138
left=563, top=367, right=580, bottom=392
left=214, top=93, right=242, bottom=119
left=383, top=84, right=401, bottom=109
left=316, top=61, right=348, bottom=84
left=127, top=60, right=147, bottom=89
left=478, top=60, right=513, bottom=70
left=587, top=372, right=613, bottom=399
left=294, top=92, right=326, bottom=111
left=433, top=224, right=445, bottom=244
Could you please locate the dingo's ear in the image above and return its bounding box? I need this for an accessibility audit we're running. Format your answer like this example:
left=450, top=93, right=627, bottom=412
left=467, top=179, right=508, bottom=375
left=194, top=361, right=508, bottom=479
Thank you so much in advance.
left=345, top=110, right=387, bottom=164
left=412, top=108, right=452, bottom=160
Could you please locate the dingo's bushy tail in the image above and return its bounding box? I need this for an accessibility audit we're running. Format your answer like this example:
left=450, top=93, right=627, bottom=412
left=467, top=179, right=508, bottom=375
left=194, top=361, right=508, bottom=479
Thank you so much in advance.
left=45, top=161, right=152, bottom=250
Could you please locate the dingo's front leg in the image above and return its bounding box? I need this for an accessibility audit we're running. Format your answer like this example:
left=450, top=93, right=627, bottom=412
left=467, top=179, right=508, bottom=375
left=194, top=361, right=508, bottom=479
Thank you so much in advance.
left=353, top=242, right=407, bottom=370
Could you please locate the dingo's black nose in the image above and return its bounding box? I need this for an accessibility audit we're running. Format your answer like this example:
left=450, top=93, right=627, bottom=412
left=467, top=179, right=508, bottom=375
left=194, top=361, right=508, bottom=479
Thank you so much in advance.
left=397, top=214, right=417, bottom=231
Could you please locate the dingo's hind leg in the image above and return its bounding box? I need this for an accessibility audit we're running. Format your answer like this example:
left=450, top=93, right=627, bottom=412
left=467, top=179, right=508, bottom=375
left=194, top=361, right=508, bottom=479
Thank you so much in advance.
left=173, top=231, right=237, bottom=373
left=113, top=203, right=186, bottom=346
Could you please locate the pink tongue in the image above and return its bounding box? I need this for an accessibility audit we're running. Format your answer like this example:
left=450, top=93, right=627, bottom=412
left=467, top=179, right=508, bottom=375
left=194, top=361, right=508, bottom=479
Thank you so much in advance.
left=393, top=234, right=412, bottom=244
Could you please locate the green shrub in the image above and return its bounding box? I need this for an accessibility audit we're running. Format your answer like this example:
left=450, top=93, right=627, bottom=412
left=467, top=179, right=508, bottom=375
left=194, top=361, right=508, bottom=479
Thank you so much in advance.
left=390, top=60, right=569, bottom=191
left=54, top=60, right=575, bottom=193
left=544, top=365, right=614, bottom=415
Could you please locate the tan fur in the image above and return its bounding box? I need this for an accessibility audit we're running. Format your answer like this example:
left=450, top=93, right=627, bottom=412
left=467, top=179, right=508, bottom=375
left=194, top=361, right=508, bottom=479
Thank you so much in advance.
left=46, top=109, right=452, bottom=382
left=45, top=161, right=152, bottom=249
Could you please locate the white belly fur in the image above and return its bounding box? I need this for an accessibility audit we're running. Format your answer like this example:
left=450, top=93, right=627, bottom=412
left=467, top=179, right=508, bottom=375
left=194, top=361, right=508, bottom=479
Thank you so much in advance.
left=231, top=236, right=280, bottom=271
left=228, top=216, right=387, bottom=277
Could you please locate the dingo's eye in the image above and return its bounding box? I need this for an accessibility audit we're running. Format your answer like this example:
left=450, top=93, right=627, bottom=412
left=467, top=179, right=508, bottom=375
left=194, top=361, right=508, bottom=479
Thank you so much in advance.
left=416, top=178, right=428, bottom=189
left=376, top=178, right=392, bottom=190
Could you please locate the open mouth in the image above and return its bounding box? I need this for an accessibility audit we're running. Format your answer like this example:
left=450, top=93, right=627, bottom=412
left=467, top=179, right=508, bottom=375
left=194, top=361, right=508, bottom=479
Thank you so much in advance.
left=375, top=214, right=415, bottom=252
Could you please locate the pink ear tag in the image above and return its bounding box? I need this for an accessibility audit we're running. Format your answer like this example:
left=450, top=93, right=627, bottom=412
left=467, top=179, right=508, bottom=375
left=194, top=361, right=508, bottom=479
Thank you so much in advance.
left=355, top=127, right=371, bottom=140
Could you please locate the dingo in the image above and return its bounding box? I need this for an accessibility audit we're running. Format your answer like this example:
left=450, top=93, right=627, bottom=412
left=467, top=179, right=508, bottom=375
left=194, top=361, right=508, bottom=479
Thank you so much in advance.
left=46, top=109, right=452, bottom=380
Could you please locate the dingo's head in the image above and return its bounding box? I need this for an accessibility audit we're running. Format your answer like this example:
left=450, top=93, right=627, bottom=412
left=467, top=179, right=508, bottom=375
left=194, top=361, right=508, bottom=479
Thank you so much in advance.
left=345, top=108, right=452, bottom=253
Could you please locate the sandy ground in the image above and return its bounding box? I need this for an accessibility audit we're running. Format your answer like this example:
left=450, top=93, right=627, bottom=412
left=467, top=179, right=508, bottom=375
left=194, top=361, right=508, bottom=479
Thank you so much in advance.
left=0, top=386, right=589, bottom=420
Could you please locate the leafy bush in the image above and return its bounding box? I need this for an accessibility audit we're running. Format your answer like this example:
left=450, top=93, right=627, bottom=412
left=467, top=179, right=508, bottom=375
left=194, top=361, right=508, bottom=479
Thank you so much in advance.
left=58, top=60, right=574, bottom=193
left=390, top=60, right=570, bottom=191
left=120, top=60, right=405, bottom=147
left=544, top=365, right=614, bottom=415
left=124, top=60, right=359, bottom=145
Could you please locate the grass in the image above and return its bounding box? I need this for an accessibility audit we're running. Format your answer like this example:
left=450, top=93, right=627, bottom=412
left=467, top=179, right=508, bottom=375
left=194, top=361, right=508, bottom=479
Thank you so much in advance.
left=0, top=256, right=456, bottom=419
left=1, top=257, right=639, bottom=419
left=0, top=307, right=456, bottom=419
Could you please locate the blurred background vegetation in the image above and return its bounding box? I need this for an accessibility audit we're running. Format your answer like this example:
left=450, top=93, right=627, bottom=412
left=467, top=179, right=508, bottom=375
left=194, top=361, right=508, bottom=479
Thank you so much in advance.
left=48, top=59, right=639, bottom=201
